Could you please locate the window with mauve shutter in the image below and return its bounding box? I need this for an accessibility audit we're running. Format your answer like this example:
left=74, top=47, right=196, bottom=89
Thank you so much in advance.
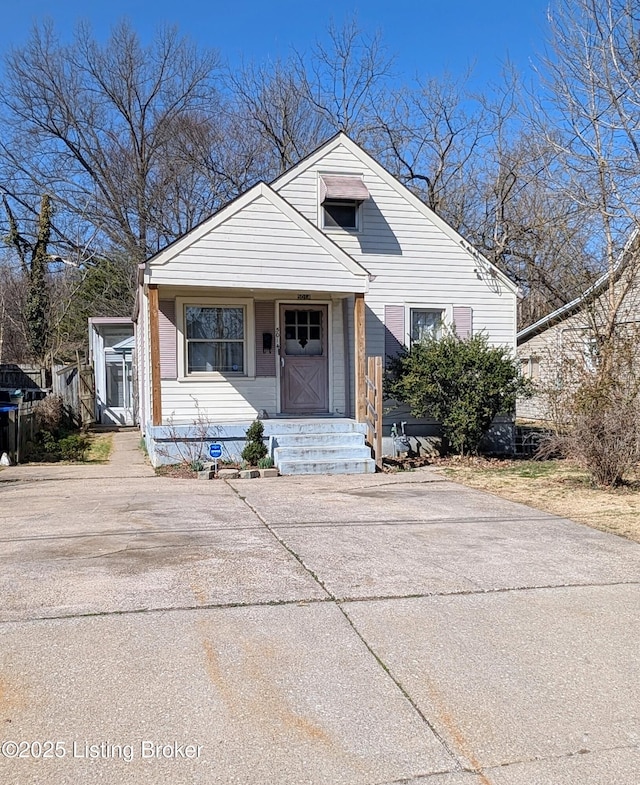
left=384, top=305, right=405, bottom=362
left=254, top=301, right=276, bottom=377
left=158, top=300, right=177, bottom=379
left=453, top=306, right=473, bottom=339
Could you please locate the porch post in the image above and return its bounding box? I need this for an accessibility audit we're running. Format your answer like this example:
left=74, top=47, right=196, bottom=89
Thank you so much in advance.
left=148, top=285, right=162, bottom=426
left=354, top=293, right=366, bottom=422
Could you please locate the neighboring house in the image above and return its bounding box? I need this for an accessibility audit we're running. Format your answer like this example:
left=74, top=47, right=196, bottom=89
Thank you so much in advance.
left=134, top=133, right=519, bottom=472
left=89, top=318, right=135, bottom=426
left=517, top=232, right=640, bottom=421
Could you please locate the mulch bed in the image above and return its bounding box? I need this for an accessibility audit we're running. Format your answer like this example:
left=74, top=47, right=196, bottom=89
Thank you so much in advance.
left=382, top=454, right=433, bottom=472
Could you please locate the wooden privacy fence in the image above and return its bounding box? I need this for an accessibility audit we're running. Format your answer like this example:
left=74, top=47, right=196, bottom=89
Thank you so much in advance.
left=364, top=356, right=383, bottom=470
left=53, top=360, right=95, bottom=427
left=0, top=399, right=38, bottom=464
left=0, top=364, right=46, bottom=390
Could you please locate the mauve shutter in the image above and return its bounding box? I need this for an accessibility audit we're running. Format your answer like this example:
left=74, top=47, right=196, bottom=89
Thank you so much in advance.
left=158, top=300, right=177, bottom=379
left=255, top=301, right=276, bottom=377
left=453, top=306, right=473, bottom=339
left=384, top=305, right=405, bottom=361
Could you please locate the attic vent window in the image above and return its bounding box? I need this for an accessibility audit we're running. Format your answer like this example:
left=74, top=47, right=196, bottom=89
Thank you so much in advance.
left=320, top=175, right=368, bottom=231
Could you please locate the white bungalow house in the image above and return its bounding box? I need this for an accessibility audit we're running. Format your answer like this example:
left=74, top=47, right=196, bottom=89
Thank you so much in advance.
left=134, top=133, right=519, bottom=472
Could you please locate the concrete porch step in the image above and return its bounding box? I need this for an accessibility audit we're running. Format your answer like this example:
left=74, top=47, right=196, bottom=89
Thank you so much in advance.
left=267, top=419, right=375, bottom=475
left=277, top=457, right=376, bottom=475
left=273, top=445, right=372, bottom=462
left=265, top=419, right=366, bottom=436
left=271, top=432, right=366, bottom=449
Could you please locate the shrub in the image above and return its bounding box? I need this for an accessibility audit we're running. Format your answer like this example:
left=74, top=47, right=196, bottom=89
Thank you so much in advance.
left=29, top=430, right=90, bottom=462
left=33, top=430, right=60, bottom=461
left=57, top=433, right=90, bottom=461
left=387, top=331, right=531, bottom=455
left=154, top=397, right=221, bottom=466
left=242, top=420, right=268, bottom=465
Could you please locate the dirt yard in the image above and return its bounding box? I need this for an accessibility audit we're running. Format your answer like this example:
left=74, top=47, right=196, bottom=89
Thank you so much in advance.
left=437, top=458, right=640, bottom=544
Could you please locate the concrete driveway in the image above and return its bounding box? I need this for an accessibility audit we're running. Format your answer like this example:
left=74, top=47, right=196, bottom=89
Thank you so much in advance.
left=0, top=432, right=639, bottom=784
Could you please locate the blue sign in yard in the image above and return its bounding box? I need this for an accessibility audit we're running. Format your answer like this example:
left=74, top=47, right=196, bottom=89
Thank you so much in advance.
left=208, top=443, right=223, bottom=459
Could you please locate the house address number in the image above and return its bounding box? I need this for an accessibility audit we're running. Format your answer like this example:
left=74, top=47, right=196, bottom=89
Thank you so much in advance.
left=297, top=294, right=311, bottom=300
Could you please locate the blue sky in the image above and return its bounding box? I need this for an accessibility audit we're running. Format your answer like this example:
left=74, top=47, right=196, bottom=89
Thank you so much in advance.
left=0, top=0, right=551, bottom=88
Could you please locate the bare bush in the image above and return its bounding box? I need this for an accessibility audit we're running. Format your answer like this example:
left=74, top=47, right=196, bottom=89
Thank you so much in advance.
left=155, top=396, right=224, bottom=469
left=34, top=394, right=64, bottom=432
left=539, top=333, right=640, bottom=486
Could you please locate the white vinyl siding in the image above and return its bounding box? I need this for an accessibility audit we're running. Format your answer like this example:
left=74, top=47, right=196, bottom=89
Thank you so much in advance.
left=161, top=378, right=276, bottom=422
left=149, top=191, right=367, bottom=293
left=275, top=143, right=517, bottom=353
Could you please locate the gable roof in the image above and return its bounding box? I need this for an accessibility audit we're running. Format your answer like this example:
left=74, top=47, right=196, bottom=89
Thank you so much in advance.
left=271, top=132, right=520, bottom=296
left=517, top=227, right=640, bottom=344
left=145, top=180, right=369, bottom=287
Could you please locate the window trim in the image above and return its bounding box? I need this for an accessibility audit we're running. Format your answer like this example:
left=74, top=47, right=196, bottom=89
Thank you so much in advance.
left=176, top=296, right=255, bottom=380
left=405, top=304, right=452, bottom=346
left=317, top=171, right=365, bottom=234
left=520, top=356, right=540, bottom=380
left=322, top=199, right=361, bottom=232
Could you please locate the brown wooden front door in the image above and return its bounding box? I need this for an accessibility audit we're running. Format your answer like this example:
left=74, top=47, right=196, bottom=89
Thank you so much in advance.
left=280, top=305, right=329, bottom=414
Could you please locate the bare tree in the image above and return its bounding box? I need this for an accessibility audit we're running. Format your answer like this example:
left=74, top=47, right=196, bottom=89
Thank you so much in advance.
left=227, top=59, right=330, bottom=178
left=535, top=0, right=640, bottom=340
left=296, top=17, right=394, bottom=139
left=0, top=20, right=223, bottom=263
left=3, top=194, right=52, bottom=363
left=0, top=252, right=28, bottom=363
left=370, top=72, right=494, bottom=225
left=528, top=0, right=640, bottom=484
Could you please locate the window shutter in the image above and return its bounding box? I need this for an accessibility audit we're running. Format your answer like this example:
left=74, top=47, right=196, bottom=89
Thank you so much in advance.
left=384, top=305, right=405, bottom=361
left=158, top=300, right=177, bottom=379
left=453, top=306, right=473, bottom=339
left=255, top=301, right=276, bottom=377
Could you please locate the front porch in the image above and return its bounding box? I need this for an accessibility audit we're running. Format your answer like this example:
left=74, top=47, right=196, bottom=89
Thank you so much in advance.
left=136, top=177, right=376, bottom=473
left=145, top=417, right=375, bottom=474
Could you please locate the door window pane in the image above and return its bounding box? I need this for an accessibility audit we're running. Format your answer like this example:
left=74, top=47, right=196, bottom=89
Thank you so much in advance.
left=283, top=310, right=323, bottom=356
